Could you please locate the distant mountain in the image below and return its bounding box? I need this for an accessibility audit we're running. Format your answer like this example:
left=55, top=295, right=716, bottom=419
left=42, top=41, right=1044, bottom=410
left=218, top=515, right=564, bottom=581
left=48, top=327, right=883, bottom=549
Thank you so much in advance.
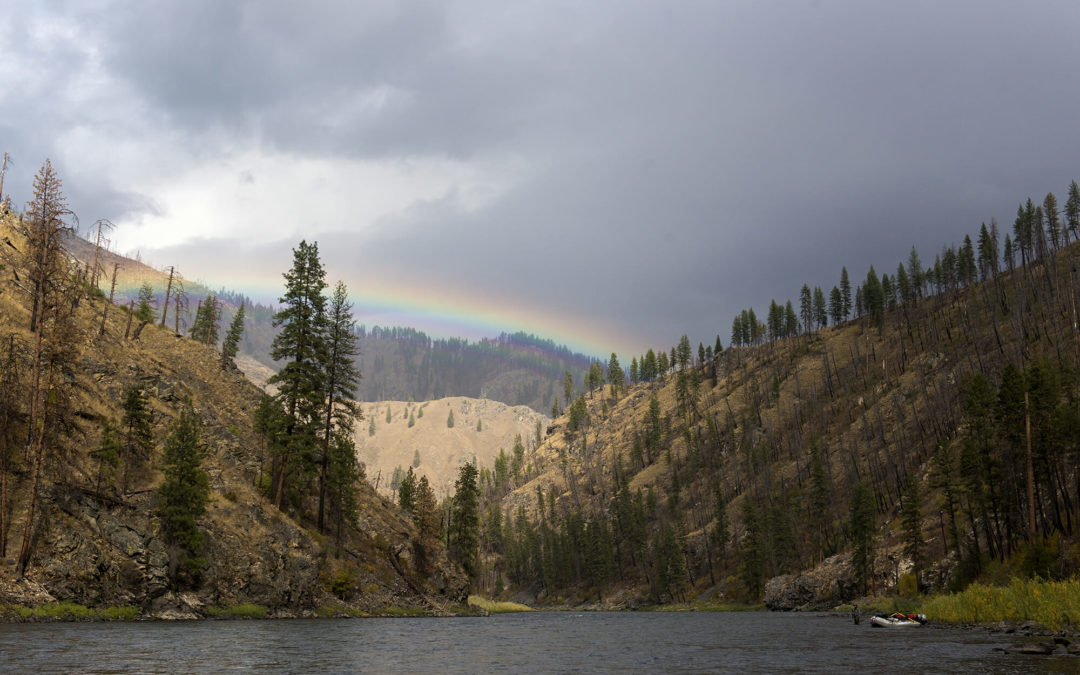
left=65, top=233, right=596, bottom=412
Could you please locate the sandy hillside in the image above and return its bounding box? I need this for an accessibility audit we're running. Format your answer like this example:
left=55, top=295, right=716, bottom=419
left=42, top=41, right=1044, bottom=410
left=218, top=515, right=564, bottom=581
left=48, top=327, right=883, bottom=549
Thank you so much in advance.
left=357, top=397, right=548, bottom=497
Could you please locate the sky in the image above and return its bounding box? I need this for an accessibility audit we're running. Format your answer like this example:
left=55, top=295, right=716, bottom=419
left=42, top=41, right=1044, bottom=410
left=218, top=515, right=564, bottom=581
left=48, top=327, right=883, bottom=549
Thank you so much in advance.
left=2, top=1, right=1079, bottom=360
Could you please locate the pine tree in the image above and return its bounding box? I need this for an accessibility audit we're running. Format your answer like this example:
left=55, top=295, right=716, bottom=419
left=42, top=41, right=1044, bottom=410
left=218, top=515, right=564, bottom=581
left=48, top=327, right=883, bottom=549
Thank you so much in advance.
left=849, top=481, right=875, bottom=594
left=629, top=356, right=639, bottom=384
left=266, top=240, right=328, bottom=510
left=135, top=282, right=156, bottom=323
left=412, top=475, right=440, bottom=572
left=812, top=286, right=827, bottom=329
left=447, top=409, right=455, bottom=428
left=1065, top=180, right=1080, bottom=244
left=800, top=284, right=813, bottom=334
left=92, top=420, right=121, bottom=493
left=157, top=407, right=210, bottom=586
left=189, top=294, right=221, bottom=345
left=399, top=467, right=417, bottom=513
left=317, top=281, right=360, bottom=532
left=900, top=473, right=924, bottom=584
left=840, top=266, right=852, bottom=319
left=451, top=461, right=480, bottom=580
left=219, top=302, right=245, bottom=370
left=1043, top=192, right=1061, bottom=251
left=324, top=430, right=361, bottom=547
left=828, top=286, right=843, bottom=325
left=676, top=335, right=692, bottom=370
left=120, top=385, right=153, bottom=492
left=607, top=352, right=624, bottom=399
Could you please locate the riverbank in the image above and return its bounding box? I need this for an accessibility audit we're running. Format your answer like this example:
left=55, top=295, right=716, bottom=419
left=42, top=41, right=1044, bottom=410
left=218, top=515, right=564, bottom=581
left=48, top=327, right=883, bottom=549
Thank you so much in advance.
left=839, top=578, right=1080, bottom=634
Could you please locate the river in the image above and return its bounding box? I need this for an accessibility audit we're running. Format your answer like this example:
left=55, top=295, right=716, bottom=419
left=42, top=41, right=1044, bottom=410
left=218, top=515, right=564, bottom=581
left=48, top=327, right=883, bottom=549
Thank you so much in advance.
left=0, top=611, right=1071, bottom=673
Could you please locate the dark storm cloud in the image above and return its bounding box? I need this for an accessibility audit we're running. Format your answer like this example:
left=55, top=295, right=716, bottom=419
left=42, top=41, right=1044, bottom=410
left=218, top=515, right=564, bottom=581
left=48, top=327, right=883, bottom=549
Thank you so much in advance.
left=4, top=1, right=1080, bottom=356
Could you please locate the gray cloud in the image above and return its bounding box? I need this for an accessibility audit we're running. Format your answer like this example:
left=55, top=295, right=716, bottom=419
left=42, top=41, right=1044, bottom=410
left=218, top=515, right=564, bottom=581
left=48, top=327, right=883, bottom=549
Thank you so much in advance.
left=3, top=1, right=1080, bottom=357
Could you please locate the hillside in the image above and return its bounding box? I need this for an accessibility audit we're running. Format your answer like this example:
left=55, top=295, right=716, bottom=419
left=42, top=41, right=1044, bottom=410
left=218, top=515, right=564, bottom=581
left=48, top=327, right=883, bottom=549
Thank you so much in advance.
left=357, top=397, right=548, bottom=498
left=0, top=207, right=467, bottom=618
left=64, top=232, right=595, bottom=412
left=478, top=212, right=1080, bottom=609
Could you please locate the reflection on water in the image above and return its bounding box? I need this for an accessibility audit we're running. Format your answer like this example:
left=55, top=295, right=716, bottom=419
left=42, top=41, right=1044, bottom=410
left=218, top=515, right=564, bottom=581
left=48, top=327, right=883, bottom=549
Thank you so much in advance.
left=0, top=611, right=1070, bottom=673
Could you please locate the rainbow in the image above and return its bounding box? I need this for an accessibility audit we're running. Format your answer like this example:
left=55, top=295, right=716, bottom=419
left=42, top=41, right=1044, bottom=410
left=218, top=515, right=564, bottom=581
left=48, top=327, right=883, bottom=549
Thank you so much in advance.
left=106, top=272, right=628, bottom=361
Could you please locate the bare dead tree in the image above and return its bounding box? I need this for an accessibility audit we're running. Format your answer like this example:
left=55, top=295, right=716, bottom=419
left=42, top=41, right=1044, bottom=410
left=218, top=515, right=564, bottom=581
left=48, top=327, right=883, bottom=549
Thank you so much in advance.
left=88, top=218, right=114, bottom=288
left=173, top=277, right=188, bottom=333
left=16, top=159, right=81, bottom=579
left=124, top=300, right=134, bottom=340
left=100, top=263, right=120, bottom=336
left=0, top=152, right=9, bottom=209
left=159, top=265, right=175, bottom=328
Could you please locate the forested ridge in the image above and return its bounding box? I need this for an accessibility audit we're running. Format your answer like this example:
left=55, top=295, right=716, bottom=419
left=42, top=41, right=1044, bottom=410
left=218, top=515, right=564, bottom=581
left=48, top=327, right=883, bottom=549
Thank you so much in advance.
left=67, top=237, right=596, bottom=413
left=467, top=181, right=1080, bottom=608
left=0, top=161, right=467, bottom=617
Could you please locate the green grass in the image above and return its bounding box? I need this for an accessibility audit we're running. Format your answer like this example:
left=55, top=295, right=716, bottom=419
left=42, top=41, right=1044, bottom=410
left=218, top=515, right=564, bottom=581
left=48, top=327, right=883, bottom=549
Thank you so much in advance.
left=468, top=595, right=533, bottom=613
left=379, top=605, right=429, bottom=617
left=205, top=603, right=269, bottom=618
left=919, top=578, right=1080, bottom=630
left=8, top=603, right=138, bottom=621
left=315, top=601, right=367, bottom=618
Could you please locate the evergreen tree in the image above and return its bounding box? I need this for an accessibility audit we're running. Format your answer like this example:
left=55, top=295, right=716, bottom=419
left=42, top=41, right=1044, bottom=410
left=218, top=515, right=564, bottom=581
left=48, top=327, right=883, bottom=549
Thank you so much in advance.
left=266, top=240, right=328, bottom=510
left=135, top=282, right=156, bottom=323
left=839, top=266, right=852, bottom=319
left=676, top=335, right=692, bottom=370
left=863, top=266, right=884, bottom=326
left=451, top=462, right=480, bottom=580
left=906, top=247, right=924, bottom=298
left=828, top=286, right=843, bottom=325
left=900, top=473, right=924, bottom=583
left=219, top=302, right=245, bottom=370
left=642, top=349, right=658, bottom=381
left=629, top=356, right=639, bottom=384
left=92, top=420, right=121, bottom=493
left=799, top=284, right=813, bottom=334
left=784, top=300, right=798, bottom=338
left=711, top=484, right=729, bottom=561
left=399, top=466, right=417, bottom=513
left=317, top=281, right=361, bottom=532
left=324, top=430, right=362, bottom=547
left=157, top=407, right=210, bottom=586
left=608, top=352, right=624, bottom=398
left=657, top=350, right=670, bottom=377
left=812, top=286, right=827, bottom=329
left=120, top=385, right=153, bottom=492
left=1043, top=192, right=1061, bottom=251
left=1065, top=180, right=1080, bottom=244
left=564, top=370, right=574, bottom=406
left=189, top=294, right=221, bottom=345
left=412, top=475, right=440, bottom=572
left=447, top=409, right=455, bottom=428
left=849, top=481, right=875, bottom=594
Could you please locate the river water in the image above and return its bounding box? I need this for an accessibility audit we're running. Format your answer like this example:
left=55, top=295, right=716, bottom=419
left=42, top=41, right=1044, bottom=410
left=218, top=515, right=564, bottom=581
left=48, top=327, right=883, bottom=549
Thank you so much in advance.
left=0, top=611, right=1071, bottom=673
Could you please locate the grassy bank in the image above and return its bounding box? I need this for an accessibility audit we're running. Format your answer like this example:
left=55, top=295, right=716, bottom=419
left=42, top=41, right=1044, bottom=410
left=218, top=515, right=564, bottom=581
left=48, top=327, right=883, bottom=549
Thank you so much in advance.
left=468, top=595, right=533, bottom=613
left=917, top=578, right=1080, bottom=631
left=1, top=603, right=138, bottom=621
